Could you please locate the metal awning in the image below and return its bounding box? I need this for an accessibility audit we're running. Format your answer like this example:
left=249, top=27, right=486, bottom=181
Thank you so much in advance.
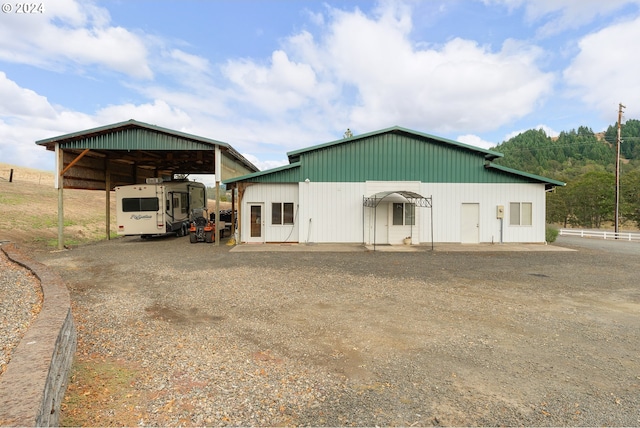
left=362, top=191, right=433, bottom=251
left=363, top=191, right=432, bottom=208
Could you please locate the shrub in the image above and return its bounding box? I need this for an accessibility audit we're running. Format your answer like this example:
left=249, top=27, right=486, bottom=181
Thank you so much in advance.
left=545, top=225, right=559, bottom=243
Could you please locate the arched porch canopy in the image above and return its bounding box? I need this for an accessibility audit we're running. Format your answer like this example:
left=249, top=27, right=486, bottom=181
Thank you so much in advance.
left=362, top=191, right=433, bottom=250
left=363, top=190, right=432, bottom=208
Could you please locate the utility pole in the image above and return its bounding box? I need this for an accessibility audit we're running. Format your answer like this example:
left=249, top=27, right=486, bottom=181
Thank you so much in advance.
left=615, top=103, right=625, bottom=236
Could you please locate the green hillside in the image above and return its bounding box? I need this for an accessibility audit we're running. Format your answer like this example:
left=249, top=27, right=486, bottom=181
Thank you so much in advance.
left=491, top=120, right=640, bottom=229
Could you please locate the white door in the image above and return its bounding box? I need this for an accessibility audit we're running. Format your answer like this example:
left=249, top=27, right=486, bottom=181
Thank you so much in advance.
left=461, top=203, right=480, bottom=243
left=247, top=204, right=265, bottom=243
left=369, top=203, right=389, bottom=244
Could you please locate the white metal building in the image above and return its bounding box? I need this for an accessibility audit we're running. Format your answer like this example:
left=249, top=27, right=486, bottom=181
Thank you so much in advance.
left=224, top=127, right=565, bottom=246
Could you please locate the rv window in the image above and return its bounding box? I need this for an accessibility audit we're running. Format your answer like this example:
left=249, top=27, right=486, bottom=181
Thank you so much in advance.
left=181, top=193, right=188, bottom=213
left=122, top=197, right=159, bottom=212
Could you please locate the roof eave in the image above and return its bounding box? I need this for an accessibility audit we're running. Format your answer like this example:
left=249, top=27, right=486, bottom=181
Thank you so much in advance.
left=223, top=162, right=301, bottom=185
left=485, top=162, right=566, bottom=189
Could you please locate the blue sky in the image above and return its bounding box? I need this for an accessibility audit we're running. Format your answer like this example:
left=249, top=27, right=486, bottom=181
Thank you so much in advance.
left=1, top=0, right=640, bottom=184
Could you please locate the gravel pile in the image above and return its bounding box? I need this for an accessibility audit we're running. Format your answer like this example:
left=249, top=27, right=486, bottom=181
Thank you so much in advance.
left=34, top=237, right=640, bottom=426
left=0, top=249, right=42, bottom=377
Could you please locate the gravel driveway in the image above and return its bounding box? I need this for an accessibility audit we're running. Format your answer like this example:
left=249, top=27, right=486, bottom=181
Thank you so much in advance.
left=35, top=236, right=640, bottom=426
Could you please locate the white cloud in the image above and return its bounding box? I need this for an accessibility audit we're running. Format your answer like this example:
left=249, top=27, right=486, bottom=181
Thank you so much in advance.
left=95, top=100, right=192, bottom=129
left=563, top=16, right=640, bottom=121
left=0, top=72, right=56, bottom=118
left=305, top=6, right=554, bottom=133
left=241, top=153, right=287, bottom=172
left=457, top=134, right=496, bottom=150
left=485, top=0, right=640, bottom=37
left=222, top=50, right=322, bottom=114
left=0, top=0, right=152, bottom=78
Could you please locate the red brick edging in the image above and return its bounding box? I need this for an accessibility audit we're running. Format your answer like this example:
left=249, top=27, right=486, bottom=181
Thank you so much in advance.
left=0, top=244, right=76, bottom=427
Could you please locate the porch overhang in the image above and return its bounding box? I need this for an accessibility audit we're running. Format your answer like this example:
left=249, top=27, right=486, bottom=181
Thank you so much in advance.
left=363, top=191, right=432, bottom=208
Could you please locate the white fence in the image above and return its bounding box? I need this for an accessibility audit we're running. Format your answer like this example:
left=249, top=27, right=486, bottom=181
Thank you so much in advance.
left=559, top=229, right=640, bottom=242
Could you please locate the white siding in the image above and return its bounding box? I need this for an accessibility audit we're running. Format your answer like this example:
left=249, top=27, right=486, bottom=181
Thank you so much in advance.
left=299, top=182, right=366, bottom=243
left=241, top=184, right=299, bottom=243
left=421, top=182, right=546, bottom=243
left=240, top=181, right=547, bottom=244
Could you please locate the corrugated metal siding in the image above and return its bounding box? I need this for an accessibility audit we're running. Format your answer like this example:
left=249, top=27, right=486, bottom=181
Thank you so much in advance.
left=60, top=128, right=213, bottom=151
left=421, top=182, right=546, bottom=243
left=295, top=133, right=530, bottom=184
left=298, top=182, right=366, bottom=243
left=241, top=184, right=299, bottom=242
left=247, top=166, right=303, bottom=183
left=221, top=154, right=255, bottom=180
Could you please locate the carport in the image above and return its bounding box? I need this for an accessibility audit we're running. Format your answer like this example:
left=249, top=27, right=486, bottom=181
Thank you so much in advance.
left=36, top=119, right=259, bottom=249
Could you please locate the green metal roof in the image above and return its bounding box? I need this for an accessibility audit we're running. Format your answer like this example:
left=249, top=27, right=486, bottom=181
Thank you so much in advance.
left=485, top=162, right=566, bottom=190
left=36, top=119, right=259, bottom=176
left=225, top=126, right=564, bottom=189
left=287, top=126, right=504, bottom=162
left=37, top=119, right=229, bottom=150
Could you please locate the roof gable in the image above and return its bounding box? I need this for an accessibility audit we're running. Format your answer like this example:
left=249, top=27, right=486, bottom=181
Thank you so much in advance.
left=287, top=126, right=503, bottom=163
left=225, top=126, right=564, bottom=188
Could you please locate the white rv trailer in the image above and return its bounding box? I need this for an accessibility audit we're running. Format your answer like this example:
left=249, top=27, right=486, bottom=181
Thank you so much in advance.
left=115, top=178, right=207, bottom=237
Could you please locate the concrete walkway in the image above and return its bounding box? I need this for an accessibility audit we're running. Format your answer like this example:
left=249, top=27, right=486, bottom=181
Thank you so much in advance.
left=230, top=242, right=574, bottom=252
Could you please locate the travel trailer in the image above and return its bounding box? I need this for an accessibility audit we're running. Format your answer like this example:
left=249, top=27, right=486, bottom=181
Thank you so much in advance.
left=115, top=178, right=207, bottom=238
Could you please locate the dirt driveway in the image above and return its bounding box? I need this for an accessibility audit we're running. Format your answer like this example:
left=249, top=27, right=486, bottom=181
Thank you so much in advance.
left=35, top=237, right=640, bottom=426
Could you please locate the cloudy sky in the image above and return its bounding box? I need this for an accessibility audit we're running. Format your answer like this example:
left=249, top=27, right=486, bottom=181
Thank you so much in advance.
left=1, top=0, right=639, bottom=180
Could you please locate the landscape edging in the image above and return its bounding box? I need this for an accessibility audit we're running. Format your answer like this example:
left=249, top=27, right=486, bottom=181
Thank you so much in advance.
left=0, top=244, right=76, bottom=427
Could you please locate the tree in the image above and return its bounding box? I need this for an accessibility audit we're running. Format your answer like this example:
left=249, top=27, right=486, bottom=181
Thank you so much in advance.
left=620, top=169, right=640, bottom=227
left=546, top=187, right=570, bottom=227
left=565, top=171, right=615, bottom=228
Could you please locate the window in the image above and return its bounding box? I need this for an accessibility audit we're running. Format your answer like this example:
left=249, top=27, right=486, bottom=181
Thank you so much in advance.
left=393, top=203, right=415, bottom=226
left=510, top=202, right=532, bottom=226
left=272, top=202, right=294, bottom=225
left=122, top=197, right=159, bottom=212
left=180, top=193, right=188, bottom=213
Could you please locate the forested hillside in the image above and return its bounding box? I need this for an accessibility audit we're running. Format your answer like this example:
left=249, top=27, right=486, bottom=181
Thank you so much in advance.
left=491, top=119, right=640, bottom=229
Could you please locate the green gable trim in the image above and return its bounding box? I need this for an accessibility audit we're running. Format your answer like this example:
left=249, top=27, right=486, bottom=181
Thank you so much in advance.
left=287, top=126, right=504, bottom=162
left=485, top=162, right=565, bottom=189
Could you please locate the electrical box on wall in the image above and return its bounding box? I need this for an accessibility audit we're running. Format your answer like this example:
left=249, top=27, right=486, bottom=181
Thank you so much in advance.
left=497, top=205, right=504, bottom=219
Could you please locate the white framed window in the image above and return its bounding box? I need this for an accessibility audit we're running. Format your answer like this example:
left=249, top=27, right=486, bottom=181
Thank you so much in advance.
left=272, top=202, right=294, bottom=225
left=392, top=203, right=415, bottom=226
left=510, top=202, right=532, bottom=226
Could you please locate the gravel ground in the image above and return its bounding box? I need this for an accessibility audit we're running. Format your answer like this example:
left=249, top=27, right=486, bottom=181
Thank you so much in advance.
left=26, top=237, right=640, bottom=426
left=0, top=248, right=42, bottom=377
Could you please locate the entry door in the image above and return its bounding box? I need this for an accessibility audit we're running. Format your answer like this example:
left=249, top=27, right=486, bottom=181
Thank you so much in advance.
left=248, top=204, right=264, bottom=242
left=461, top=203, right=480, bottom=243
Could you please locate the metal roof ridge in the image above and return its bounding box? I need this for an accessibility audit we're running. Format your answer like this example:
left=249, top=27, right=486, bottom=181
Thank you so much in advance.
left=35, top=119, right=232, bottom=149
left=286, top=126, right=504, bottom=160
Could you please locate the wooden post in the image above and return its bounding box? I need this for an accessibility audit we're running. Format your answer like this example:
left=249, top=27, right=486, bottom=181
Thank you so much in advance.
left=8, top=168, right=13, bottom=182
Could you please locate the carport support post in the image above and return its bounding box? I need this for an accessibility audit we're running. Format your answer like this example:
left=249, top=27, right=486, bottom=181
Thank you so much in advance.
left=105, top=161, right=111, bottom=240
left=55, top=144, right=65, bottom=250
left=215, top=145, right=221, bottom=246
